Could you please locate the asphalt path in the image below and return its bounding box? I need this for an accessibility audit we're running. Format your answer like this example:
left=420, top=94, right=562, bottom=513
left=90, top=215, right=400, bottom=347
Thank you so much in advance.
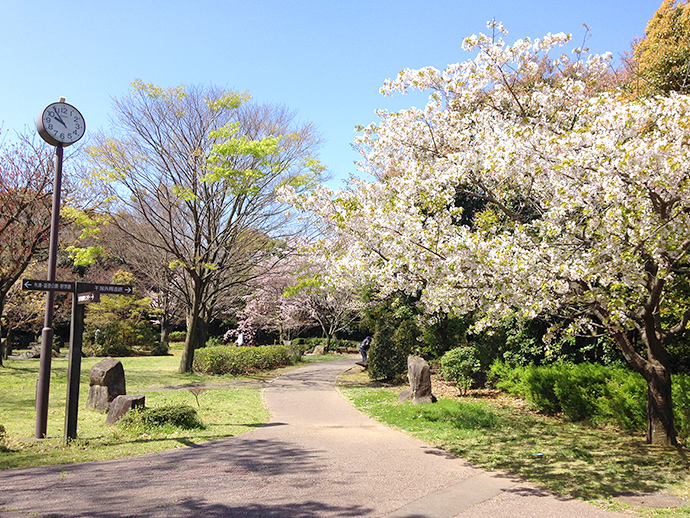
left=0, top=357, right=631, bottom=517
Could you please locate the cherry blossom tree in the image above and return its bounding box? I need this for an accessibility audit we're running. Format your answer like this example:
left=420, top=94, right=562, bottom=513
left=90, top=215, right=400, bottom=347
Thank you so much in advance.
left=0, top=134, right=55, bottom=365
left=236, top=258, right=313, bottom=344
left=283, top=23, right=690, bottom=445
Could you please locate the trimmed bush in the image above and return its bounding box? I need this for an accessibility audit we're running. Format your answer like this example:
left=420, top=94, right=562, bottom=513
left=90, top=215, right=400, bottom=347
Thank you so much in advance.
left=370, top=318, right=416, bottom=382
left=674, top=374, right=690, bottom=440
left=119, top=405, right=204, bottom=431
left=440, top=347, right=481, bottom=394
left=489, top=361, right=652, bottom=434
left=192, top=345, right=302, bottom=375
left=169, top=331, right=186, bottom=343
left=602, top=368, right=647, bottom=432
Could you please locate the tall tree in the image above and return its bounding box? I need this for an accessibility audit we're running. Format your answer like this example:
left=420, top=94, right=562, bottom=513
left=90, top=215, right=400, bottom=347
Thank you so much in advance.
left=0, top=134, right=55, bottom=365
left=633, top=0, right=690, bottom=95
left=284, top=23, right=690, bottom=445
left=88, top=81, right=323, bottom=372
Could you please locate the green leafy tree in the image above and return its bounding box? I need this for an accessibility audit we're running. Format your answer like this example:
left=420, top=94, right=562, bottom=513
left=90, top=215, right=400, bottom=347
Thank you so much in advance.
left=88, top=81, right=323, bottom=372
left=633, top=0, right=690, bottom=95
left=84, top=270, right=163, bottom=356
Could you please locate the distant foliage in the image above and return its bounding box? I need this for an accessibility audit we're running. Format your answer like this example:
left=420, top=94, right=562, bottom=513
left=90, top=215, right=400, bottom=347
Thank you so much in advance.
left=291, top=337, right=358, bottom=352
left=192, top=345, right=302, bottom=375
left=633, top=0, right=690, bottom=95
left=169, top=331, right=186, bottom=343
left=205, top=336, right=223, bottom=348
left=83, top=270, right=164, bottom=357
left=366, top=294, right=419, bottom=381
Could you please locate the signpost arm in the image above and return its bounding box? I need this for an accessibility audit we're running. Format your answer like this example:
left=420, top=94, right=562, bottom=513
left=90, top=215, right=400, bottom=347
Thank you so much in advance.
left=64, top=283, right=85, bottom=444
left=35, top=144, right=63, bottom=439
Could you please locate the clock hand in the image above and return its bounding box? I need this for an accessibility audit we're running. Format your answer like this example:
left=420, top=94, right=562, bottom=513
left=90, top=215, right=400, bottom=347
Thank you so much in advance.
left=53, top=110, right=67, bottom=127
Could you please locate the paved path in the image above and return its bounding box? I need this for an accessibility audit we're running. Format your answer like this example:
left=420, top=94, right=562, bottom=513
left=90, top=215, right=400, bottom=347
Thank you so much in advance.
left=0, top=357, right=630, bottom=517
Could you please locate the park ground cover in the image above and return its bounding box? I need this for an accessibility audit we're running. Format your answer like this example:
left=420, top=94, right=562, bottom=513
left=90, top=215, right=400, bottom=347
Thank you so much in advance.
left=339, top=368, right=690, bottom=517
left=0, top=350, right=331, bottom=470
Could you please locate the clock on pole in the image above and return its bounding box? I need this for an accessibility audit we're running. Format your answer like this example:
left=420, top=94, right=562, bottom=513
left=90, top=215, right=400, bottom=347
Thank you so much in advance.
left=34, top=98, right=86, bottom=438
left=36, top=100, right=86, bottom=147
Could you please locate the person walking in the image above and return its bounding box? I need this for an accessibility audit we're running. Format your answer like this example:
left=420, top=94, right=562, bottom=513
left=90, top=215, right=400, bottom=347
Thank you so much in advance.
left=358, top=336, right=372, bottom=362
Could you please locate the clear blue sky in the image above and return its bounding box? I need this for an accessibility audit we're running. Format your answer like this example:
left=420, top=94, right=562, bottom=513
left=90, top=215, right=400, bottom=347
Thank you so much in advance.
left=1, top=1, right=660, bottom=187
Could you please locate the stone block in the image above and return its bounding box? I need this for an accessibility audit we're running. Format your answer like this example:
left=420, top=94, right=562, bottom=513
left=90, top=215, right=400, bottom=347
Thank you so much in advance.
left=406, top=355, right=436, bottom=405
left=106, top=394, right=145, bottom=424
left=86, top=357, right=126, bottom=411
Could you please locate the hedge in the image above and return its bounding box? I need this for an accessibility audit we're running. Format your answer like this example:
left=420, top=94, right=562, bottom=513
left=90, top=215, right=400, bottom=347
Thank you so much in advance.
left=192, top=345, right=302, bottom=375
left=119, top=405, right=204, bottom=431
left=488, top=360, right=690, bottom=439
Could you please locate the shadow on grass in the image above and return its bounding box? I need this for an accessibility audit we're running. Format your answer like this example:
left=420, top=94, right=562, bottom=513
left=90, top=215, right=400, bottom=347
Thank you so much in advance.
left=443, top=401, right=690, bottom=499
left=348, top=387, right=690, bottom=500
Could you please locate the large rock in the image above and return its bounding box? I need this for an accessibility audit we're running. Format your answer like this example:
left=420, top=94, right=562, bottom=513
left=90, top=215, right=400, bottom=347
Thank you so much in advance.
left=306, top=345, right=326, bottom=356
left=86, top=357, right=126, bottom=411
left=105, top=394, right=145, bottom=424
left=399, top=355, right=436, bottom=405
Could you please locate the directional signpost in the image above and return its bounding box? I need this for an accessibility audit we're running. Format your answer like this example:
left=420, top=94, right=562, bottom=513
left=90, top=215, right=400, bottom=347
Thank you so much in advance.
left=23, top=279, right=75, bottom=292
left=23, top=279, right=133, bottom=444
left=77, top=292, right=100, bottom=305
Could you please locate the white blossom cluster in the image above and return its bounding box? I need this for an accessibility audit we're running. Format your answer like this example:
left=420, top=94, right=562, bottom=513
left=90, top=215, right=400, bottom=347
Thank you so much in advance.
left=280, top=23, right=690, bottom=338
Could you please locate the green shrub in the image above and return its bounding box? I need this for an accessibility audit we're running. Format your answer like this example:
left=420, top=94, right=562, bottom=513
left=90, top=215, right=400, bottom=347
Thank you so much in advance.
left=118, top=405, right=204, bottom=431
left=488, top=361, right=652, bottom=433
left=83, top=319, right=162, bottom=357
left=553, top=363, right=608, bottom=422
left=192, top=345, right=302, bottom=375
left=169, top=331, right=186, bottom=343
left=205, top=335, right=223, bottom=348
left=523, top=364, right=563, bottom=415
left=0, top=424, right=7, bottom=451
left=673, top=373, right=690, bottom=440
left=487, top=359, right=528, bottom=396
left=329, top=338, right=359, bottom=351
left=370, top=318, right=414, bottom=381
left=602, top=368, right=647, bottom=432
left=440, top=347, right=481, bottom=394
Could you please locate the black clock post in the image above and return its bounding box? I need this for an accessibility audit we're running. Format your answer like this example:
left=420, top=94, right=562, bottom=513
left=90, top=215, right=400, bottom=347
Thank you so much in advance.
left=34, top=98, right=86, bottom=439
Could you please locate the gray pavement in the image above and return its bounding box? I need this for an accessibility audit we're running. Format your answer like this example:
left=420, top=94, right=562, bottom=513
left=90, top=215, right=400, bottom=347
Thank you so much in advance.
left=0, top=357, right=631, bottom=517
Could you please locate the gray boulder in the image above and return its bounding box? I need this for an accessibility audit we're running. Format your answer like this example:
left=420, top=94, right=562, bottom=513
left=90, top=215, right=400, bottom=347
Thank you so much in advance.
left=399, top=355, right=436, bottom=405
left=86, top=357, right=126, bottom=411
left=105, top=394, right=145, bottom=424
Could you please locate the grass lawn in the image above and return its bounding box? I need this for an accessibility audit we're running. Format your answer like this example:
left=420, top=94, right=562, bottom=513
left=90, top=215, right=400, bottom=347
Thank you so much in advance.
left=339, top=368, right=690, bottom=517
left=0, top=349, right=330, bottom=470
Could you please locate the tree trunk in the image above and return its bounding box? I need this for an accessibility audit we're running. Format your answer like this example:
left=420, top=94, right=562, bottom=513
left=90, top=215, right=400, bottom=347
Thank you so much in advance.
left=160, top=325, right=170, bottom=347
left=179, top=287, right=206, bottom=373
left=644, top=363, right=677, bottom=445
left=610, top=325, right=677, bottom=446
left=4, top=328, right=14, bottom=360
left=0, top=297, right=5, bottom=366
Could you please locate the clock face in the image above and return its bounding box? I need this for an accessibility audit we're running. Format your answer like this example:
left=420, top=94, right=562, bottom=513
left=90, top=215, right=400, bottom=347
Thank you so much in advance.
left=36, top=102, right=86, bottom=146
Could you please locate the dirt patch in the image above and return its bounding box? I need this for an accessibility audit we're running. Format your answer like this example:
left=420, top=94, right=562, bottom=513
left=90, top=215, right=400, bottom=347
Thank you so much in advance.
left=615, top=491, right=689, bottom=509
